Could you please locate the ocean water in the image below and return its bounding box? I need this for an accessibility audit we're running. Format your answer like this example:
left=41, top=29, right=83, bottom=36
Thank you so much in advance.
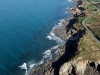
left=0, top=0, right=75, bottom=75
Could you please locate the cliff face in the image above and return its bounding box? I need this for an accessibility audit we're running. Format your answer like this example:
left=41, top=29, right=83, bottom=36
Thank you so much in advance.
left=29, top=24, right=79, bottom=75
left=59, top=60, right=100, bottom=75
left=30, top=59, right=100, bottom=75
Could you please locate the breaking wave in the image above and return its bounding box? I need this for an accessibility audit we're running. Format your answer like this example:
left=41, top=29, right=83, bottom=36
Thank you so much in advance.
left=19, top=45, right=59, bottom=75
left=19, top=63, right=27, bottom=73
left=20, top=0, right=74, bottom=74
left=68, top=0, right=74, bottom=2
left=46, top=19, right=66, bottom=43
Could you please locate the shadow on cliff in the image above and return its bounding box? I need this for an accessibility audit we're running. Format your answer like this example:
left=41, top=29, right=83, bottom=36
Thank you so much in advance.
left=52, top=18, right=85, bottom=75
left=66, top=18, right=77, bottom=29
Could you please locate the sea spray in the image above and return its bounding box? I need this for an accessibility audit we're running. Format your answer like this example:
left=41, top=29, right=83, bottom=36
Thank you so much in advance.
left=24, top=45, right=59, bottom=75
left=46, top=31, right=63, bottom=43
left=19, top=63, right=27, bottom=73
left=68, top=0, right=74, bottom=2
left=21, top=18, right=67, bottom=75
left=46, top=19, right=66, bottom=43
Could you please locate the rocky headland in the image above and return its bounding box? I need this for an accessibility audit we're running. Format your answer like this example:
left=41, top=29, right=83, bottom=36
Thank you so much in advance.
left=29, top=0, right=100, bottom=75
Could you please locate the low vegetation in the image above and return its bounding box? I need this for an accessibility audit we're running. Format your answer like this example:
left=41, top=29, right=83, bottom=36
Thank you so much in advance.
left=87, top=5, right=97, bottom=11
left=73, top=23, right=84, bottom=31
left=88, top=0, right=100, bottom=2
left=80, top=0, right=100, bottom=40
left=73, top=0, right=100, bottom=62
left=86, top=18, right=98, bottom=24
left=74, top=32, right=100, bottom=62
left=78, top=16, right=87, bottom=24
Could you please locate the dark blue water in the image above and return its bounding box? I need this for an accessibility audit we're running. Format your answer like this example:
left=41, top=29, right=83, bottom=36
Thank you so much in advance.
left=0, top=0, right=74, bottom=75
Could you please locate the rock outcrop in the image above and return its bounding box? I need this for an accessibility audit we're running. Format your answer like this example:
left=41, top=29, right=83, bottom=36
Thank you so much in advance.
left=53, top=17, right=77, bottom=41
left=59, top=62, right=73, bottom=75
left=59, top=60, right=100, bottom=75
left=29, top=44, right=66, bottom=75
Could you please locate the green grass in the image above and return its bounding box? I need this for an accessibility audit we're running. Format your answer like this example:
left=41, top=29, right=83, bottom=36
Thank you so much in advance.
left=88, top=5, right=96, bottom=9
left=98, top=12, right=100, bottom=15
left=96, top=0, right=100, bottom=2
left=73, top=0, right=100, bottom=62
left=79, top=16, right=87, bottom=24
left=73, top=32, right=100, bottom=62
left=87, top=5, right=97, bottom=11
left=73, top=23, right=84, bottom=31
left=86, top=18, right=98, bottom=24
left=88, top=0, right=100, bottom=2
left=91, top=27, right=100, bottom=40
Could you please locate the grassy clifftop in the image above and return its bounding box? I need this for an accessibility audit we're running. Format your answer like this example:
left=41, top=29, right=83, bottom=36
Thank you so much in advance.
left=73, top=0, right=100, bottom=62
left=74, top=31, right=100, bottom=62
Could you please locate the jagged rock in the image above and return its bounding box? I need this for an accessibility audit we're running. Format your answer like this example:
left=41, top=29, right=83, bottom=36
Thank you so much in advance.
left=84, top=63, right=100, bottom=75
left=59, top=60, right=100, bottom=75
left=75, top=61, right=87, bottom=75
left=53, top=19, right=77, bottom=41
left=59, top=62, right=73, bottom=75
left=29, top=44, right=66, bottom=75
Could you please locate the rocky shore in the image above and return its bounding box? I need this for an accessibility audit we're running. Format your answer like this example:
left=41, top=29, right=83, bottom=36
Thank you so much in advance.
left=29, top=0, right=100, bottom=75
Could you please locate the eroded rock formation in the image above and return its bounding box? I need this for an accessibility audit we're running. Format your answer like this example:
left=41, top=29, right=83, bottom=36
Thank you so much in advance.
left=59, top=61, right=100, bottom=75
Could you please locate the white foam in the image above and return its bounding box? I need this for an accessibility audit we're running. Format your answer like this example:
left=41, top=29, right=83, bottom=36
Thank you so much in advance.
left=29, top=64, right=35, bottom=69
left=25, top=59, right=44, bottom=75
left=55, top=49, right=60, bottom=54
left=58, top=19, right=66, bottom=26
left=65, top=11, right=68, bottom=13
left=43, top=50, right=52, bottom=59
left=68, top=0, right=73, bottom=2
left=19, top=63, right=27, bottom=73
left=67, top=7, right=70, bottom=10
left=24, top=45, right=59, bottom=75
left=25, top=18, right=66, bottom=75
left=46, top=19, right=66, bottom=43
left=26, top=46, right=57, bottom=72
left=43, top=45, right=59, bottom=60
left=51, top=45, right=58, bottom=50
left=24, top=63, right=35, bottom=75
left=50, top=31, right=63, bottom=43
left=46, top=35, right=52, bottom=40
left=38, top=59, right=44, bottom=65
left=25, top=12, right=66, bottom=75
left=51, top=19, right=66, bottom=30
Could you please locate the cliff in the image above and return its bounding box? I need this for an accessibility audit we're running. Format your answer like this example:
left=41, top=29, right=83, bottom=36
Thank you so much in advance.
left=30, top=0, right=100, bottom=75
left=59, top=60, right=100, bottom=75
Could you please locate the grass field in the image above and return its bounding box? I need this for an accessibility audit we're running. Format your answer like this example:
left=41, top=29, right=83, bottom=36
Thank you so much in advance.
left=88, top=0, right=100, bottom=2
left=86, top=18, right=98, bottom=24
left=74, top=32, right=100, bottom=62
left=72, top=0, right=100, bottom=62
left=79, top=16, right=87, bottom=24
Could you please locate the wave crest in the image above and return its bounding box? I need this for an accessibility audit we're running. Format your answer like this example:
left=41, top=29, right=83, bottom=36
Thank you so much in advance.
left=46, top=19, right=66, bottom=43
left=68, top=0, right=74, bottom=2
left=23, top=45, right=59, bottom=75
left=19, top=63, right=27, bottom=73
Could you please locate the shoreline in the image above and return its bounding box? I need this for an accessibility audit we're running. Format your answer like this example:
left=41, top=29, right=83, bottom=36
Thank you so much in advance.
left=28, top=0, right=82, bottom=75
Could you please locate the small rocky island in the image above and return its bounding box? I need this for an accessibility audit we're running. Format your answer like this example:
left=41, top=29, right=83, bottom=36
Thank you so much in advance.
left=29, top=0, right=100, bottom=75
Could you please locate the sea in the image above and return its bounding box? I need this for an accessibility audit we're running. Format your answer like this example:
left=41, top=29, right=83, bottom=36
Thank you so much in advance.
left=0, top=0, right=75, bottom=75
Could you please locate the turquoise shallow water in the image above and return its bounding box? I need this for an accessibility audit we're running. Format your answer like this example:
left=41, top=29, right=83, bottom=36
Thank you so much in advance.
left=0, top=0, right=74, bottom=75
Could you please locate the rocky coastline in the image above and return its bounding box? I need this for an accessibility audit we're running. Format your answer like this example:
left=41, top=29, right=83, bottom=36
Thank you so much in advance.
left=29, top=0, right=83, bottom=75
left=29, top=0, right=100, bottom=75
